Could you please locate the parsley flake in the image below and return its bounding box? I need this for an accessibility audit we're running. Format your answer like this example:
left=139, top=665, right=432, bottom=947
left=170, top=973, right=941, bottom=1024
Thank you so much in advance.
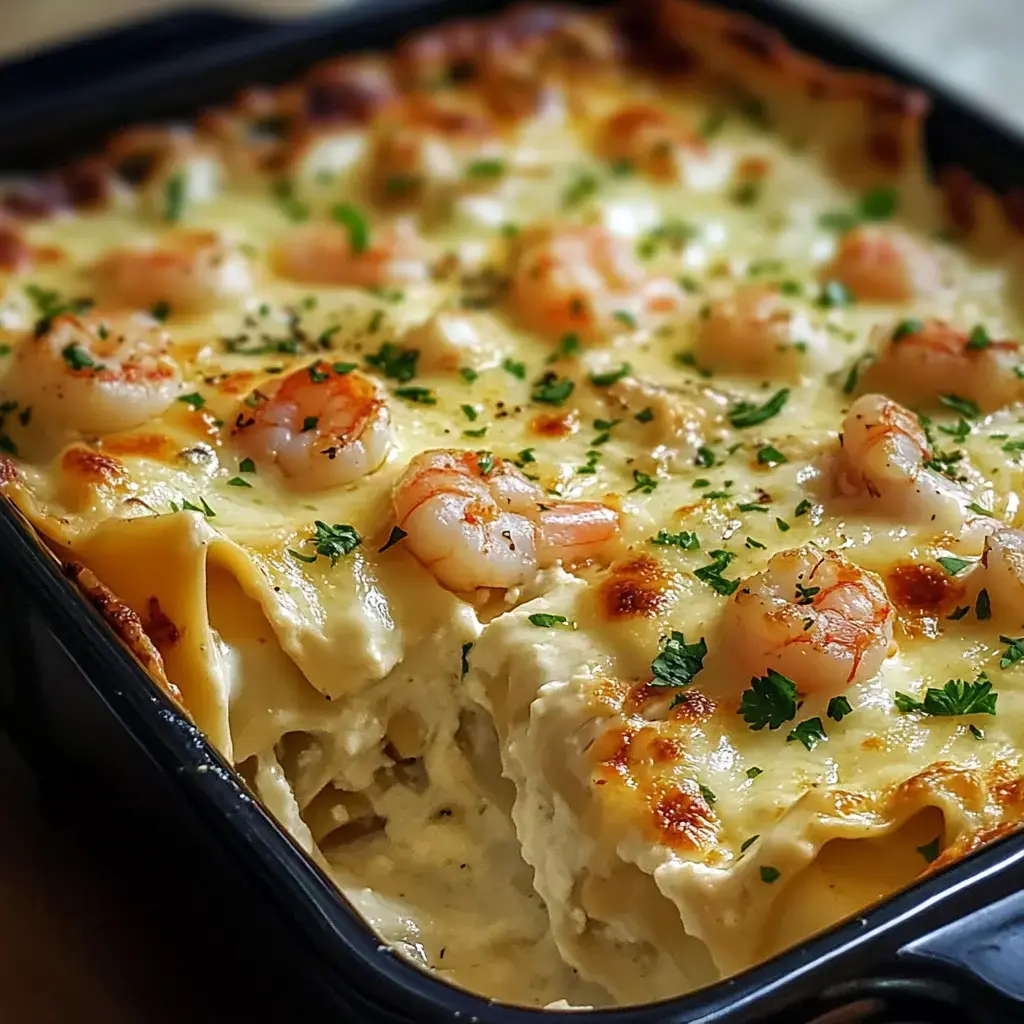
left=226, top=477, right=252, bottom=488
left=528, top=613, right=576, bottom=629
left=650, top=632, right=707, bottom=688
left=936, top=555, right=971, bottom=576
left=650, top=529, right=700, bottom=550
left=298, top=521, right=362, bottom=566
left=531, top=374, right=574, bottom=405
left=999, top=635, right=1024, bottom=670
left=739, top=669, right=798, bottom=730
left=787, top=716, right=827, bottom=751
left=827, top=696, right=853, bottom=722
left=365, top=342, right=419, bottom=383
left=917, top=838, right=941, bottom=864
left=178, top=392, right=205, bottom=410
left=588, top=363, right=631, bottom=387
left=163, top=173, right=186, bottom=223
left=694, top=549, right=740, bottom=596
left=629, top=470, right=658, bottom=494
left=746, top=766, right=763, bottom=779
left=757, top=445, right=787, bottom=466
left=939, top=394, right=980, bottom=419
left=379, top=526, right=408, bottom=552
left=728, top=388, right=789, bottom=428
left=894, top=675, right=998, bottom=717
left=760, top=866, right=781, bottom=884
left=503, top=358, right=527, bottom=380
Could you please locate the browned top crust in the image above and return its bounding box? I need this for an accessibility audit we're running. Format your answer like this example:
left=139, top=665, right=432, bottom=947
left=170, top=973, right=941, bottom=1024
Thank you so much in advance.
left=1, top=0, right=1019, bottom=244
left=62, top=561, right=183, bottom=705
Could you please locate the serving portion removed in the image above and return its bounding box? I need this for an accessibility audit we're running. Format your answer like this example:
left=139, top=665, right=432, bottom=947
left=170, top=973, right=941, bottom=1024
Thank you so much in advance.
left=3, top=0, right=1024, bottom=1007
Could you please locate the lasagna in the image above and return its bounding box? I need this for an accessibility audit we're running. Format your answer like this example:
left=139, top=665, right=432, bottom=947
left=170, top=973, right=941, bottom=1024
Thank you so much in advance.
left=2, top=0, right=1024, bottom=1007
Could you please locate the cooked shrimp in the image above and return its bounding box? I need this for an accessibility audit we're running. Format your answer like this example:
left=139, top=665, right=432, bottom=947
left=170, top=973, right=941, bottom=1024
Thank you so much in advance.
left=271, top=218, right=430, bottom=288
left=969, top=529, right=1024, bottom=625
left=836, top=393, right=975, bottom=535
left=232, top=361, right=391, bottom=490
left=400, top=311, right=505, bottom=374
left=597, top=104, right=703, bottom=182
left=393, top=448, right=620, bottom=591
left=692, top=286, right=816, bottom=380
left=858, top=318, right=1023, bottom=413
left=821, top=226, right=943, bottom=302
left=4, top=311, right=181, bottom=436
left=509, top=225, right=683, bottom=342
left=722, top=546, right=895, bottom=695
left=91, top=230, right=253, bottom=315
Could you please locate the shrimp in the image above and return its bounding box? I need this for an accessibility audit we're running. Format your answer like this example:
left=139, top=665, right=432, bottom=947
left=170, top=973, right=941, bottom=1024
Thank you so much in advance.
left=722, top=546, right=895, bottom=696
left=857, top=318, right=1023, bottom=413
left=270, top=218, right=430, bottom=288
left=4, top=311, right=181, bottom=436
left=509, top=225, right=683, bottom=342
left=392, top=448, right=620, bottom=591
left=597, top=104, right=703, bottom=182
left=821, top=226, right=943, bottom=302
left=836, top=393, right=976, bottom=536
left=969, top=529, right=1024, bottom=626
left=91, top=230, right=253, bottom=316
left=692, top=286, right=816, bottom=380
left=231, top=361, right=392, bottom=490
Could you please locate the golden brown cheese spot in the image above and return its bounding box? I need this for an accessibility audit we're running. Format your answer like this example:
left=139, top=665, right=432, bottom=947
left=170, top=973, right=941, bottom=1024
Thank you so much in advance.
left=986, top=759, right=1024, bottom=813
left=597, top=554, right=672, bottom=620
left=893, top=761, right=986, bottom=811
left=99, top=432, right=179, bottom=463
left=925, top=821, right=1021, bottom=876
left=146, top=596, right=181, bottom=647
left=60, top=446, right=130, bottom=488
left=885, top=562, right=963, bottom=617
left=667, top=688, right=716, bottom=724
left=651, top=781, right=718, bottom=851
left=822, top=789, right=878, bottom=818
left=530, top=409, right=578, bottom=437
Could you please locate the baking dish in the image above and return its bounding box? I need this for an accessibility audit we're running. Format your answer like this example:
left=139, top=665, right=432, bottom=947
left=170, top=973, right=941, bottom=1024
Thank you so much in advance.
left=3, top=1, right=1024, bottom=1020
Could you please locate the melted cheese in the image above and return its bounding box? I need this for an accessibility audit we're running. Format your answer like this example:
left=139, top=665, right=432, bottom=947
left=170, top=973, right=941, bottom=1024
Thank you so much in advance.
left=3, top=4, right=1024, bottom=1008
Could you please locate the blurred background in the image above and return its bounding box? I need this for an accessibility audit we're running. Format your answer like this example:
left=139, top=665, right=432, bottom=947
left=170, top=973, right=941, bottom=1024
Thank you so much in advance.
left=0, top=0, right=1022, bottom=1020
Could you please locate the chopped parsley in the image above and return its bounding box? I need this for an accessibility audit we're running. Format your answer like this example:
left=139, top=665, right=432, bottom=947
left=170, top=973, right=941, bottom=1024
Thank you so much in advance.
left=177, top=392, right=205, bottom=410
left=163, top=173, right=187, bottom=223
left=465, top=158, right=506, bottom=179
left=936, top=555, right=971, bottom=576
left=894, top=674, right=998, bottom=717
left=531, top=374, right=574, bottom=405
left=738, top=669, right=798, bottom=730
left=699, top=784, right=717, bottom=806
left=787, top=716, right=827, bottom=751
left=970, top=724, right=985, bottom=740
left=61, top=343, right=99, bottom=371
left=694, top=549, right=740, bottom=596
left=562, top=172, right=599, bottom=208
left=331, top=203, right=370, bottom=254
left=503, top=358, right=527, bottom=380
left=757, top=445, right=787, bottom=466
left=892, top=318, right=924, bottom=343
left=528, top=613, right=576, bottom=629
left=459, top=366, right=479, bottom=383
left=293, top=521, right=362, bottom=567
left=301, top=415, right=319, bottom=432
left=379, top=526, right=408, bottom=552
left=238, top=458, right=256, bottom=474
left=588, top=363, right=631, bottom=387
left=636, top=220, right=698, bottom=258
left=917, top=838, right=941, bottom=864
left=819, top=187, right=898, bottom=232
left=842, top=353, right=875, bottom=395
left=938, top=394, right=980, bottom=419
left=745, top=766, right=763, bottom=779
left=629, top=470, right=658, bottom=494
left=760, top=866, right=781, bottom=884
left=365, top=342, right=419, bottom=383
left=966, top=324, right=991, bottom=350
left=976, top=588, right=992, bottom=621
left=461, top=404, right=478, bottom=422
left=695, top=445, right=717, bottom=468
left=613, top=309, right=638, bottom=329
left=827, top=696, right=853, bottom=722
left=728, top=388, right=789, bottom=428
left=650, top=529, right=700, bottom=550
left=818, top=280, right=853, bottom=308
left=794, top=499, right=813, bottom=517
left=650, top=632, right=707, bottom=688
left=395, top=386, right=437, bottom=404
left=745, top=537, right=766, bottom=550
left=181, top=497, right=216, bottom=518
left=150, top=300, right=172, bottom=322
left=461, top=642, right=472, bottom=678
left=226, top=476, right=252, bottom=488
left=999, top=635, right=1024, bottom=670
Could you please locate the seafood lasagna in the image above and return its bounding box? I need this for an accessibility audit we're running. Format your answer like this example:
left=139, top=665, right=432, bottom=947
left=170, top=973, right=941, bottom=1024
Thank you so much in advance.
left=4, top=0, right=1024, bottom=1007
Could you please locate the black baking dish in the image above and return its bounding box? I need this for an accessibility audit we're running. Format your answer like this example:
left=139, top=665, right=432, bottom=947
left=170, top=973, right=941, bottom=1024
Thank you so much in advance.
left=3, top=2, right=1024, bottom=1021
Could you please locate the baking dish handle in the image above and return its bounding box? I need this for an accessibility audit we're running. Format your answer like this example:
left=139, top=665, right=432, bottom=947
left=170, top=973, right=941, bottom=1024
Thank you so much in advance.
left=895, top=881, right=1024, bottom=1014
